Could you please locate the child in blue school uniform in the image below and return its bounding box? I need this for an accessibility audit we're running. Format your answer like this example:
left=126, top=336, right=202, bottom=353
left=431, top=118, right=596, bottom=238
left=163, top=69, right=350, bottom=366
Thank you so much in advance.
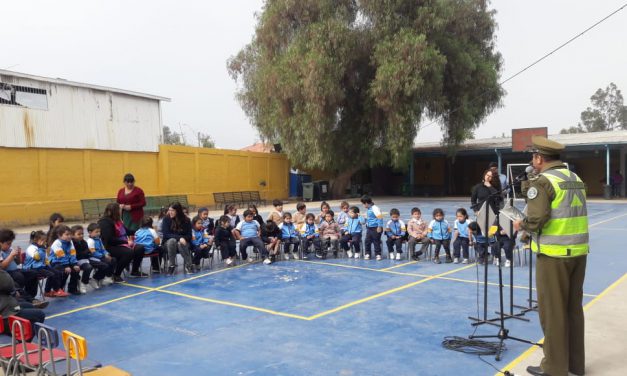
left=299, top=213, right=321, bottom=260
left=191, top=216, right=212, bottom=272
left=385, top=208, right=406, bottom=260
left=360, top=195, right=384, bottom=260
left=234, top=209, right=270, bottom=265
left=340, top=206, right=365, bottom=259
left=279, top=212, right=300, bottom=260
left=428, top=208, right=452, bottom=264
left=24, top=230, right=66, bottom=297
left=48, top=225, right=81, bottom=294
left=452, top=208, right=472, bottom=264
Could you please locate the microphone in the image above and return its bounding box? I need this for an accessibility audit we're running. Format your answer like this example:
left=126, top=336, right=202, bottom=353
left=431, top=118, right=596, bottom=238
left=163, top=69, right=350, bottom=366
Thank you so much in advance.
left=514, top=165, right=535, bottom=182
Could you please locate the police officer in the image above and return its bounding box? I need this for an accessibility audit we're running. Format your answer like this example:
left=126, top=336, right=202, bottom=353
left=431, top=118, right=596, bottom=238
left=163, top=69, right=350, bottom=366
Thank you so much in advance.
left=514, top=136, right=588, bottom=376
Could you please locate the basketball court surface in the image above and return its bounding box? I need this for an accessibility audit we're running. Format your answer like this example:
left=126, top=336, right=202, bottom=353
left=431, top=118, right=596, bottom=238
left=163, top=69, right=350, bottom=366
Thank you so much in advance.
left=11, top=198, right=627, bottom=375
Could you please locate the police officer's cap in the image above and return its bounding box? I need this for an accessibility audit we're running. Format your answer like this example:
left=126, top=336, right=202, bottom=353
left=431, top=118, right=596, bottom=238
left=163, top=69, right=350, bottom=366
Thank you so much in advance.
left=530, top=136, right=564, bottom=156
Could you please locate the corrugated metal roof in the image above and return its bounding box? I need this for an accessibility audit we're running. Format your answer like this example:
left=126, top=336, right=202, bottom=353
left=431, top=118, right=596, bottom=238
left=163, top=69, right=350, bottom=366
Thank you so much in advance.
left=414, top=130, right=627, bottom=152
left=0, top=69, right=170, bottom=102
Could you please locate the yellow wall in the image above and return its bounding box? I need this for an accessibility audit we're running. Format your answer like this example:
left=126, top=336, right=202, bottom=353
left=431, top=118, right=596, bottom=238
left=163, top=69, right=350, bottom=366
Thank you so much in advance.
left=0, top=145, right=289, bottom=226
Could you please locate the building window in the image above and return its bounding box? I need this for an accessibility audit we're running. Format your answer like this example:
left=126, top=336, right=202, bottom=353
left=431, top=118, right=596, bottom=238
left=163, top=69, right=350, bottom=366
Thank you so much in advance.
left=0, top=82, right=48, bottom=110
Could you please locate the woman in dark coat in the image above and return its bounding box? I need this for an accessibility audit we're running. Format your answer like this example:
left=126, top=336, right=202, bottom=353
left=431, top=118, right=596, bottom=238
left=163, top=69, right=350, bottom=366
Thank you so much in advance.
left=116, top=173, right=146, bottom=235
left=98, top=203, right=147, bottom=281
left=162, top=202, right=193, bottom=274
left=471, top=169, right=502, bottom=215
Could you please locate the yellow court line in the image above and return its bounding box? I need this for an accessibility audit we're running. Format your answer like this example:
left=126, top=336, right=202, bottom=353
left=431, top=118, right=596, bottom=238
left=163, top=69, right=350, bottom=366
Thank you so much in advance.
left=46, top=290, right=153, bottom=319
left=381, top=261, right=419, bottom=271
left=307, top=264, right=475, bottom=320
left=46, top=263, right=252, bottom=320
left=156, top=262, right=251, bottom=290
left=496, top=272, right=627, bottom=376
left=157, top=289, right=310, bottom=320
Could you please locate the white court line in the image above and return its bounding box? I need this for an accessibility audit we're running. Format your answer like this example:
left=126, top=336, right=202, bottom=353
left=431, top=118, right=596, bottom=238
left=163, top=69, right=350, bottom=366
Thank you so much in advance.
left=589, top=212, right=627, bottom=228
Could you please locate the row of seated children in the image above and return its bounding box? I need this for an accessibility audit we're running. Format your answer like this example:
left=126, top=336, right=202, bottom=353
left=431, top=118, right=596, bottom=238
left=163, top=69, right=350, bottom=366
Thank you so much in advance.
left=0, top=221, right=116, bottom=305
left=150, top=198, right=517, bottom=270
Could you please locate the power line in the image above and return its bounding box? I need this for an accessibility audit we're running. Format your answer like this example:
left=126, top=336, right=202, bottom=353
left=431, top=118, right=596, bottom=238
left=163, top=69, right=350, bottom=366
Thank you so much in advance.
left=418, top=2, right=627, bottom=131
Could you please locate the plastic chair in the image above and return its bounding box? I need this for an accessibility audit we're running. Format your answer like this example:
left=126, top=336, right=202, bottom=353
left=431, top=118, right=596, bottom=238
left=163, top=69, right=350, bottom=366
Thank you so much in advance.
left=140, top=251, right=161, bottom=276
left=3, top=316, right=38, bottom=375
left=14, top=322, right=66, bottom=375
left=43, top=330, right=101, bottom=376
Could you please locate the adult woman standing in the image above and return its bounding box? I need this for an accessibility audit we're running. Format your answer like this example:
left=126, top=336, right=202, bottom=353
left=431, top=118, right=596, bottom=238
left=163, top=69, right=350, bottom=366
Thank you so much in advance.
left=471, top=169, right=502, bottom=215
left=162, top=202, right=193, bottom=274
left=117, top=173, right=146, bottom=235
left=98, top=203, right=148, bottom=281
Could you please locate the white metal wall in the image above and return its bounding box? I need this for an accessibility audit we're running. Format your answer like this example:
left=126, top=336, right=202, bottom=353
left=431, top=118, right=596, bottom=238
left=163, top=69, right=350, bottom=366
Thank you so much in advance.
left=0, top=75, right=162, bottom=152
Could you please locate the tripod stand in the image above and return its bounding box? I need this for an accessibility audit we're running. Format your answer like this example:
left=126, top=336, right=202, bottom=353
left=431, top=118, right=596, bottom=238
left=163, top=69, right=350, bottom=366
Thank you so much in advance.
left=468, top=193, right=501, bottom=327
left=496, top=192, right=529, bottom=322
left=514, top=232, right=538, bottom=314
left=469, top=258, right=541, bottom=360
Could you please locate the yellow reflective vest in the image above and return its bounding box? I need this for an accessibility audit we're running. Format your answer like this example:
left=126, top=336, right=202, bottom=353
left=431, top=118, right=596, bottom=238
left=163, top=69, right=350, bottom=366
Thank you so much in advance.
left=531, top=168, right=589, bottom=257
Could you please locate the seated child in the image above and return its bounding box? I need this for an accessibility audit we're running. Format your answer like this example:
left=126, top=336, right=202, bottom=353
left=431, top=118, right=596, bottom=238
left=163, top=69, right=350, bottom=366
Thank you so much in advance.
left=24, top=230, right=67, bottom=297
left=292, top=202, right=307, bottom=227
left=407, top=207, right=430, bottom=261
left=319, top=210, right=341, bottom=259
left=198, top=207, right=215, bottom=235
left=248, top=204, right=264, bottom=227
left=467, top=222, right=488, bottom=265
left=279, top=213, right=300, bottom=260
left=491, top=229, right=515, bottom=268
left=0, top=229, right=45, bottom=306
left=315, top=202, right=330, bottom=225
left=267, top=200, right=284, bottom=225
left=452, top=208, right=472, bottom=264
left=262, top=220, right=281, bottom=261
left=71, top=225, right=96, bottom=294
left=191, top=216, right=212, bottom=272
left=48, top=225, right=81, bottom=294
left=234, top=209, right=271, bottom=265
left=428, top=208, right=452, bottom=264
left=299, top=213, right=320, bottom=260
left=133, top=217, right=162, bottom=273
left=385, top=208, right=406, bottom=260
left=340, top=206, right=365, bottom=258
left=336, top=201, right=350, bottom=229
left=85, top=223, right=116, bottom=286
left=215, top=215, right=237, bottom=266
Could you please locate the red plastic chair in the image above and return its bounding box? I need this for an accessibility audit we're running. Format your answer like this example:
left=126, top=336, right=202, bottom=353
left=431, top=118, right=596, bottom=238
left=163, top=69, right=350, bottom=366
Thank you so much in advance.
left=14, top=323, right=67, bottom=375
left=2, top=316, right=38, bottom=375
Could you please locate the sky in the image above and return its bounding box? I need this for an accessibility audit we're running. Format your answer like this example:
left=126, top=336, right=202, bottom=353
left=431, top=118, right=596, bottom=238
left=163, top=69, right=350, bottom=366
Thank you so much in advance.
left=2, top=0, right=627, bottom=149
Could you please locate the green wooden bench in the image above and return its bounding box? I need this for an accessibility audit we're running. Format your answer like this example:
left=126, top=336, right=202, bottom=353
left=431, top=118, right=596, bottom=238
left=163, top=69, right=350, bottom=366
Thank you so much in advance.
left=213, top=191, right=266, bottom=210
left=144, top=195, right=193, bottom=216
left=80, top=198, right=116, bottom=220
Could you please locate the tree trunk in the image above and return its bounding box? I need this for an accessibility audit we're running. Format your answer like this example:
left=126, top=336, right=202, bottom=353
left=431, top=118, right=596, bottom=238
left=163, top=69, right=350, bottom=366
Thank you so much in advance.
left=330, top=167, right=360, bottom=199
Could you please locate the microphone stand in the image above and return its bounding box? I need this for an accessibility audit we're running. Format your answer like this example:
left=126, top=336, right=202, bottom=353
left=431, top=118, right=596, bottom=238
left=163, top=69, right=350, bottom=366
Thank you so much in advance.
left=513, top=231, right=539, bottom=314
left=510, top=174, right=539, bottom=315
left=469, top=246, right=541, bottom=361
left=468, top=190, right=502, bottom=328
left=495, top=182, right=529, bottom=322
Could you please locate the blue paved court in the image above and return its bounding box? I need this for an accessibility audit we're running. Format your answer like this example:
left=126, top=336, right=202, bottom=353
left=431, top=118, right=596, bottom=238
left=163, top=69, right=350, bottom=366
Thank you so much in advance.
left=16, top=199, right=627, bottom=375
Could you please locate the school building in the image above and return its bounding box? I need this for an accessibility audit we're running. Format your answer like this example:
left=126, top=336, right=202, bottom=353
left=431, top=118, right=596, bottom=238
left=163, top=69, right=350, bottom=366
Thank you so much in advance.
left=0, top=70, right=289, bottom=226
left=392, top=130, right=627, bottom=198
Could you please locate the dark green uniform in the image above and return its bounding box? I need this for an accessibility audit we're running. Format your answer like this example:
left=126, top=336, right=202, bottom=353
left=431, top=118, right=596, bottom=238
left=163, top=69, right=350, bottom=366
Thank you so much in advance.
left=520, top=137, right=588, bottom=376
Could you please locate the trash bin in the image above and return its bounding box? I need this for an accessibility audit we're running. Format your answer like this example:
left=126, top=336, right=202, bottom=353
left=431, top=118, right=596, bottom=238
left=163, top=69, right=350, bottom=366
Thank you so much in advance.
left=317, top=180, right=330, bottom=200
left=303, top=182, right=314, bottom=202
left=604, top=184, right=612, bottom=200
